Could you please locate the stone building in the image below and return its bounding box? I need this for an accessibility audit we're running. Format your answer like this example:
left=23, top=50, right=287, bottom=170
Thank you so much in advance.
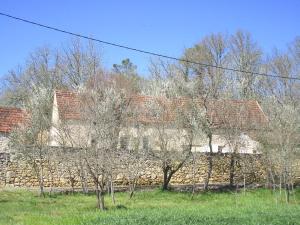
left=49, top=90, right=267, bottom=154
left=0, top=107, right=26, bottom=153
left=0, top=107, right=26, bottom=186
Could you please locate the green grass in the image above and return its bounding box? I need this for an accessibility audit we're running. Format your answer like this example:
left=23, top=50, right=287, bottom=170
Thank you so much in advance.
left=0, top=188, right=300, bottom=225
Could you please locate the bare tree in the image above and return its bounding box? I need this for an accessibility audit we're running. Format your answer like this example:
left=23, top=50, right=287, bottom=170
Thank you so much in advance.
left=229, top=30, right=262, bottom=99
left=259, top=99, right=299, bottom=203
left=216, top=100, right=255, bottom=187
left=118, top=118, right=148, bottom=199
left=10, top=88, right=53, bottom=197
left=140, top=69, right=207, bottom=191
left=181, top=33, right=229, bottom=190
left=182, top=33, right=229, bottom=98
left=60, top=39, right=102, bottom=89
left=258, top=41, right=300, bottom=203
left=80, top=76, right=131, bottom=210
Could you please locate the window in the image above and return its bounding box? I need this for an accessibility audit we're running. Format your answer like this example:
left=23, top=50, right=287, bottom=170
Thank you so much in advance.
left=143, top=136, right=149, bottom=151
left=181, top=145, right=192, bottom=152
left=120, top=136, right=129, bottom=149
left=91, top=138, right=96, bottom=147
left=218, top=145, right=224, bottom=153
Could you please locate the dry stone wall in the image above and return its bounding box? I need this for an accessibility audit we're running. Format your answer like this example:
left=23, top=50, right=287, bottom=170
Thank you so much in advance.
left=0, top=147, right=267, bottom=189
left=0, top=153, right=10, bottom=185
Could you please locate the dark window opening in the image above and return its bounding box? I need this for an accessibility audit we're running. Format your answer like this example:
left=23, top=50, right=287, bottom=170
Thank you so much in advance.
left=143, top=136, right=149, bottom=151
left=120, top=136, right=129, bottom=149
left=91, top=138, right=96, bottom=147
left=218, top=145, right=224, bottom=153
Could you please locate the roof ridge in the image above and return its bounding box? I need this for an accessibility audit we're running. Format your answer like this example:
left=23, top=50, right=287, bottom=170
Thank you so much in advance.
left=0, top=106, right=24, bottom=111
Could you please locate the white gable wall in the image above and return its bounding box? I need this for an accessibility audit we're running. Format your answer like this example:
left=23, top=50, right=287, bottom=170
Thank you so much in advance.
left=0, top=133, right=9, bottom=153
left=191, top=134, right=259, bottom=154
left=49, top=91, right=60, bottom=146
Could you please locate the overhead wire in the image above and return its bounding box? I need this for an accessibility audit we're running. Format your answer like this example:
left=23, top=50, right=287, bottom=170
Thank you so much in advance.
left=0, top=12, right=299, bottom=81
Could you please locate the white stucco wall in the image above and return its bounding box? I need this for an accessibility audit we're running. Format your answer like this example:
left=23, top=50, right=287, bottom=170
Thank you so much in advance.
left=49, top=91, right=60, bottom=146
left=120, top=127, right=259, bottom=154
left=0, top=133, right=9, bottom=153
left=191, top=134, right=259, bottom=154
left=50, top=122, right=260, bottom=154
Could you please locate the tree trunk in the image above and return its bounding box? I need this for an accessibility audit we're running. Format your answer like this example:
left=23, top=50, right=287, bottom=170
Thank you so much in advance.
left=279, top=174, right=282, bottom=195
left=49, top=167, right=55, bottom=196
left=110, top=179, right=115, bottom=205
left=79, top=167, right=88, bottom=194
left=191, top=153, right=196, bottom=200
left=38, top=166, right=45, bottom=197
left=39, top=182, right=45, bottom=197
left=129, top=178, right=137, bottom=199
left=80, top=175, right=88, bottom=194
left=229, top=153, right=235, bottom=187
left=284, top=170, right=290, bottom=203
left=33, top=162, right=45, bottom=197
left=162, top=167, right=172, bottom=191
left=129, top=188, right=135, bottom=199
left=70, top=177, right=75, bottom=194
left=204, top=134, right=213, bottom=191
left=95, top=185, right=105, bottom=210
left=285, top=183, right=290, bottom=203
left=162, top=168, right=169, bottom=191
left=268, top=168, right=276, bottom=191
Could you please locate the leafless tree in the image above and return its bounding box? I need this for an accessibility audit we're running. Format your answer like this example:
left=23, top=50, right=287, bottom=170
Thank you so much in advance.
left=258, top=40, right=300, bottom=203
left=229, top=30, right=262, bottom=99
left=79, top=75, right=131, bottom=210
left=60, top=39, right=102, bottom=89
left=259, top=99, right=299, bottom=203
left=182, top=33, right=229, bottom=98
left=118, top=119, right=148, bottom=199
left=181, top=33, right=230, bottom=190
left=140, top=69, right=206, bottom=190
left=216, top=100, right=254, bottom=187
left=9, top=88, right=53, bottom=197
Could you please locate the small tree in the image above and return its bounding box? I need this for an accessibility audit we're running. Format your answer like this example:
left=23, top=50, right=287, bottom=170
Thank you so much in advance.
left=229, top=30, right=263, bottom=99
left=141, top=74, right=205, bottom=190
left=181, top=34, right=229, bottom=190
left=259, top=99, right=300, bottom=203
left=80, top=78, right=131, bottom=210
left=121, top=129, right=146, bottom=199
left=258, top=41, right=300, bottom=202
left=10, top=88, right=53, bottom=197
left=216, top=100, right=253, bottom=187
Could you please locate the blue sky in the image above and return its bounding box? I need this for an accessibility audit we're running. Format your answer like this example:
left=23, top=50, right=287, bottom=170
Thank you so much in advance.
left=0, top=0, right=299, bottom=78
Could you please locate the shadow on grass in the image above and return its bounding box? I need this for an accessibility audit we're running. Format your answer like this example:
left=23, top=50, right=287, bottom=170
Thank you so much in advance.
left=115, top=204, right=127, bottom=210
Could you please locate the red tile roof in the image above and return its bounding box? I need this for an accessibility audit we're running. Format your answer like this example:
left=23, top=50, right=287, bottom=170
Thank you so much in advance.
left=0, top=107, right=26, bottom=133
left=55, top=90, right=81, bottom=120
left=129, top=95, right=267, bottom=128
left=54, top=90, right=267, bottom=128
left=206, top=99, right=267, bottom=128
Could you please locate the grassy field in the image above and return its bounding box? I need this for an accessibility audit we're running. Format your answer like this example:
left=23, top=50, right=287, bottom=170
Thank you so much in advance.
left=0, top=188, right=299, bottom=225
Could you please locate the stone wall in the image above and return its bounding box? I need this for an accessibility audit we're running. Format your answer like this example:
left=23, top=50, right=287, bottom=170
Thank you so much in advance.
left=0, top=148, right=266, bottom=189
left=125, top=153, right=266, bottom=186
left=0, top=153, right=10, bottom=185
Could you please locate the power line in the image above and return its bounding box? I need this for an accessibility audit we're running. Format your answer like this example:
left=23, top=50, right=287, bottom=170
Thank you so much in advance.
left=0, top=11, right=299, bottom=81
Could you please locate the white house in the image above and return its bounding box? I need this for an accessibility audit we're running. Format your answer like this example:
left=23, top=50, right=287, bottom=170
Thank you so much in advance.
left=49, top=90, right=267, bottom=154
